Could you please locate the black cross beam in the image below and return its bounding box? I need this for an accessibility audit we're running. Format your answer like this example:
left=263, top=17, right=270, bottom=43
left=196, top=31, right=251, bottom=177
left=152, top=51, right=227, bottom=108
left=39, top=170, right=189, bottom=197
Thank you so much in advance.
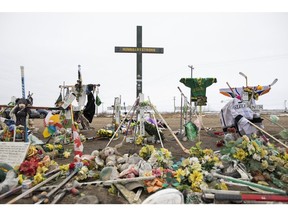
left=115, top=26, right=164, bottom=97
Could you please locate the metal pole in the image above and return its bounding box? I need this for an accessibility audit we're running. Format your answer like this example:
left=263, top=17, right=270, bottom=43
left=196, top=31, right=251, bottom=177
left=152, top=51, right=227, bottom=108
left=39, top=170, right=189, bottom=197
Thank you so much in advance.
left=188, top=65, right=194, bottom=121
left=20, top=66, right=28, bottom=142
left=173, top=96, right=176, bottom=113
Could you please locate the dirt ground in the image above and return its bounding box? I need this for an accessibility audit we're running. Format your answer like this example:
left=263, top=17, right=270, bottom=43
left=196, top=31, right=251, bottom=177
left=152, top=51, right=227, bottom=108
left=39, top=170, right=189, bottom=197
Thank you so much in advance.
left=1, top=112, right=288, bottom=204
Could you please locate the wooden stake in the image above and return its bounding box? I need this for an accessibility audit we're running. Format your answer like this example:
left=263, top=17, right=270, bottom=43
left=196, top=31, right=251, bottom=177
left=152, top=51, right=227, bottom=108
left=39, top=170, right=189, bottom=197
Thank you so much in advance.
left=148, top=97, right=189, bottom=154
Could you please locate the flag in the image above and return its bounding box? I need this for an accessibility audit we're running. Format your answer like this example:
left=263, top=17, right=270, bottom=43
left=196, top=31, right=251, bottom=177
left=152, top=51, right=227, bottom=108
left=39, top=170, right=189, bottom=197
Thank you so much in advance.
left=54, top=92, right=63, bottom=106
left=72, top=124, right=83, bottom=157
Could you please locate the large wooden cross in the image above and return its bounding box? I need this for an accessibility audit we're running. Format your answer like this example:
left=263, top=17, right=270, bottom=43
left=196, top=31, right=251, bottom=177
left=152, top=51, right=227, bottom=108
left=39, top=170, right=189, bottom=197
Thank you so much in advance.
left=115, top=26, right=164, bottom=97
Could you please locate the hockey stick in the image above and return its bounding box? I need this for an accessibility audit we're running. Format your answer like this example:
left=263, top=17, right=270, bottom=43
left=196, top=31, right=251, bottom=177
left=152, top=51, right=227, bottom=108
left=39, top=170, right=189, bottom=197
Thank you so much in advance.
left=239, top=72, right=248, bottom=87
left=270, top=78, right=278, bottom=87
left=247, top=119, right=288, bottom=148
left=1, top=168, right=60, bottom=201
left=212, top=172, right=288, bottom=195
left=73, top=175, right=156, bottom=187
left=35, top=169, right=78, bottom=204
left=7, top=170, right=61, bottom=204
left=202, top=190, right=288, bottom=203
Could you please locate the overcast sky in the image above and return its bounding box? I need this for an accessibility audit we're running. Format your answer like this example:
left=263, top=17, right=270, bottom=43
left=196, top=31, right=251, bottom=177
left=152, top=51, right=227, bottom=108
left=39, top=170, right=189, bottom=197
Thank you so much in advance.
left=0, top=5, right=288, bottom=112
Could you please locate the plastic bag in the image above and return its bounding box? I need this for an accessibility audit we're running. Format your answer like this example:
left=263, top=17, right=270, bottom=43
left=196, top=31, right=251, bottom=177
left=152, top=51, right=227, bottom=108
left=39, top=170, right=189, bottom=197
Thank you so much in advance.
left=184, top=121, right=198, bottom=141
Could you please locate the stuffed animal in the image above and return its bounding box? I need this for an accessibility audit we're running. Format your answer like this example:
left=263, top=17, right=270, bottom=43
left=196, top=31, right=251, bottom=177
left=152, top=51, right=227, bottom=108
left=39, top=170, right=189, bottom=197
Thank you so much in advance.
left=11, top=98, right=32, bottom=126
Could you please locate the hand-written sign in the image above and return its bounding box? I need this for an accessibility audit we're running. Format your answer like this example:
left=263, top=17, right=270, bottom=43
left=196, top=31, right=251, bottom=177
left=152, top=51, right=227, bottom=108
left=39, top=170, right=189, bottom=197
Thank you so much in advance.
left=0, top=142, right=30, bottom=168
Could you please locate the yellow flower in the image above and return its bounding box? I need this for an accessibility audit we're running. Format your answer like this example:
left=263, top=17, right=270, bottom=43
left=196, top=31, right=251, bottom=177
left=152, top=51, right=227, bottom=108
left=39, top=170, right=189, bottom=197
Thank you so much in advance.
left=283, top=153, right=288, bottom=162
left=191, top=182, right=202, bottom=192
left=174, top=168, right=185, bottom=183
left=267, top=142, right=275, bottom=148
left=18, top=174, right=24, bottom=185
left=160, top=148, right=171, bottom=159
left=251, top=133, right=258, bottom=139
left=139, top=145, right=155, bottom=159
left=233, top=148, right=248, bottom=161
left=242, top=135, right=250, bottom=142
left=37, top=166, right=49, bottom=174
left=212, top=156, right=220, bottom=162
left=63, top=151, right=71, bottom=158
left=27, top=146, right=38, bottom=157
left=215, top=182, right=228, bottom=190
left=33, top=173, right=44, bottom=185
left=59, top=164, right=69, bottom=172
left=50, top=160, right=58, bottom=166
left=55, top=144, right=63, bottom=150
left=45, top=144, right=54, bottom=151
left=135, top=135, right=144, bottom=145
left=188, top=170, right=203, bottom=183
left=260, top=149, right=268, bottom=158
left=251, top=141, right=260, bottom=152
left=203, top=149, right=213, bottom=156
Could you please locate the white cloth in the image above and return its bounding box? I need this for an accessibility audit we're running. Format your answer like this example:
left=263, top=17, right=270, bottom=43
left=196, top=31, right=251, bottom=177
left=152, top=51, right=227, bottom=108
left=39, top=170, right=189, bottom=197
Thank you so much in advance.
left=220, top=98, right=258, bottom=135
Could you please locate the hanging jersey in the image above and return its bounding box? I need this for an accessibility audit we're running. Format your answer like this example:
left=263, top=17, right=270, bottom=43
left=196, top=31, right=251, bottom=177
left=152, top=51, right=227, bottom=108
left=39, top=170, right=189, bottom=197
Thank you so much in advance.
left=180, top=78, right=217, bottom=104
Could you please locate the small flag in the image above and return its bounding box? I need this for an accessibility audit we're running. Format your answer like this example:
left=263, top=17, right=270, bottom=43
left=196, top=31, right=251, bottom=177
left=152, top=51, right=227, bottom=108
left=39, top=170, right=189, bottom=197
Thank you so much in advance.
left=96, top=95, right=102, bottom=106
left=55, top=93, right=63, bottom=106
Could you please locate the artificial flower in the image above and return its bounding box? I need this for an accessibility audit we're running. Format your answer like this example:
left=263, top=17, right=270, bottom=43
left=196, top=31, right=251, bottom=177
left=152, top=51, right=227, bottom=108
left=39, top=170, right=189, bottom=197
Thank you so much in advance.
left=33, top=173, right=44, bottom=185
left=63, top=151, right=71, bottom=158
left=215, top=182, right=228, bottom=190
left=59, top=164, right=69, bottom=172
left=233, top=148, right=248, bottom=161
left=191, top=162, right=202, bottom=171
left=261, top=160, right=269, bottom=169
left=135, top=135, right=144, bottom=145
left=188, top=170, right=203, bottom=183
left=19, top=158, right=39, bottom=177
left=174, top=168, right=185, bottom=183
left=252, top=153, right=261, bottom=161
left=181, top=158, right=190, bottom=167
left=18, top=174, right=24, bottom=185
left=36, top=165, right=48, bottom=174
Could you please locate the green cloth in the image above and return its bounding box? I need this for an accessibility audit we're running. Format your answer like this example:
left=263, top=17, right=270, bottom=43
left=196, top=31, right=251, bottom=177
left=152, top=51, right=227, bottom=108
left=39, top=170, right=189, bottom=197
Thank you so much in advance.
left=180, top=78, right=217, bottom=102
left=96, top=95, right=102, bottom=106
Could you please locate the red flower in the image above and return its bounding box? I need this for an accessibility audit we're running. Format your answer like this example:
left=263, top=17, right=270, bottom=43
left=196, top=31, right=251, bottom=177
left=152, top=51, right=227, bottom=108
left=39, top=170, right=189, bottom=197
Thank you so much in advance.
left=19, top=159, right=39, bottom=177
left=69, top=163, right=75, bottom=170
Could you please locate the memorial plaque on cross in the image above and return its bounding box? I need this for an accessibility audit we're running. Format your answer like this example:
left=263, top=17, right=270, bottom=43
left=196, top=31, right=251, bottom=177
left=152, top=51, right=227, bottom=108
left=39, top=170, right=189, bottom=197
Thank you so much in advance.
left=115, top=26, right=164, bottom=97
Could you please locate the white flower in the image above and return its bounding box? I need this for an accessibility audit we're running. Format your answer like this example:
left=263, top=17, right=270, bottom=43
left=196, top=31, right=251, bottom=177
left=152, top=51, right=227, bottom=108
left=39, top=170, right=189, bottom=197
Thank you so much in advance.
left=252, top=153, right=261, bottom=161
left=191, top=162, right=202, bottom=171
left=247, top=143, right=255, bottom=154
left=189, top=157, right=199, bottom=164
